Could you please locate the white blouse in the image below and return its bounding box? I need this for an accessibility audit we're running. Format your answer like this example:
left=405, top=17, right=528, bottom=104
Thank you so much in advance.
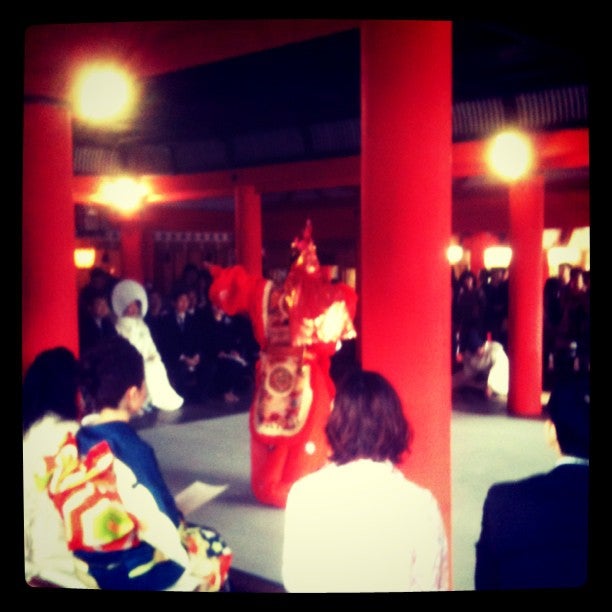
left=282, top=458, right=449, bottom=593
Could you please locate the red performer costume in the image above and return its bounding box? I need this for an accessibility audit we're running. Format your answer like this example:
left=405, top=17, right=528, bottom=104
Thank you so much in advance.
left=208, top=221, right=357, bottom=507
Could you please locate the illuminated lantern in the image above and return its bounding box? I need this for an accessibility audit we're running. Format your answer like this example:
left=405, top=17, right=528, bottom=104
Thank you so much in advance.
left=484, top=246, right=512, bottom=270
left=74, top=248, right=96, bottom=269
left=446, top=244, right=464, bottom=265
left=486, top=130, right=534, bottom=182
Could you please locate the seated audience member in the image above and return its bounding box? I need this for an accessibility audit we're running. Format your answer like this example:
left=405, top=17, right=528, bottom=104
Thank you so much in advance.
left=201, top=303, right=260, bottom=404
left=78, top=290, right=117, bottom=355
left=23, top=347, right=84, bottom=587
left=452, top=328, right=509, bottom=398
left=475, top=374, right=590, bottom=590
left=154, top=284, right=203, bottom=401
left=111, top=279, right=183, bottom=412
left=78, top=267, right=116, bottom=320
left=144, top=285, right=168, bottom=338
left=42, top=335, right=233, bottom=591
left=282, top=369, right=449, bottom=592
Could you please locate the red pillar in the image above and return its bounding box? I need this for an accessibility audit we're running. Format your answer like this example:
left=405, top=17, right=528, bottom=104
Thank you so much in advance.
left=120, top=219, right=145, bottom=282
left=234, top=185, right=263, bottom=276
left=507, top=176, right=544, bottom=416
left=360, top=19, right=452, bottom=561
left=22, top=101, right=79, bottom=372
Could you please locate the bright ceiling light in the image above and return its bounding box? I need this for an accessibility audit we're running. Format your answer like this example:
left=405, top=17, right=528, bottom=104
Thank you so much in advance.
left=547, top=246, right=581, bottom=268
left=484, top=246, right=512, bottom=269
left=486, top=130, right=534, bottom=181
left=73, top=65, right=136, bottom=123
left=447, top=244, right=464, bottom=265
left=567, top=226, right=590, bottom=251
left=542, top=228, right=561, bottom=250
left=93, top=176, right=150, bottom=213
left=74, top=248, right=96, bottom=269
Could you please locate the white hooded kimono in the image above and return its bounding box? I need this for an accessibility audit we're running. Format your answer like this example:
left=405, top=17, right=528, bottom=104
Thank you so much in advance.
left=111, top=279, right=183, bottom=412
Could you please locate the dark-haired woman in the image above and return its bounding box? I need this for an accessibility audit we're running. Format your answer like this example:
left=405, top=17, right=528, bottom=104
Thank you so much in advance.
left=281, top=369, right=449, bottom=592
left=23, top=347, right=84, bottom=587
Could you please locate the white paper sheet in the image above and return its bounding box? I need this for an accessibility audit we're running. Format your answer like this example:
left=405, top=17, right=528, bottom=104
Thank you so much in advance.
left=174, top=481, right=229, bottom=515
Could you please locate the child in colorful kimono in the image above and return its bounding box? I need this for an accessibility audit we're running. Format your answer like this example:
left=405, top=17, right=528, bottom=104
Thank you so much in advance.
left=42, top=335, right=232, bottom=591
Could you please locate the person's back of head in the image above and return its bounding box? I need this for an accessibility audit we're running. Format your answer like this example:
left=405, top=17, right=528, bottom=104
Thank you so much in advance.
left=465, top=328, right=485, bottom=354
left=326, top=369, right=410, bottom=465
left=459, top=270, right=476, bottom=290
left=22, top=347, right=79, bottom=431
left=79, top=336, right=145, bottom=413
left=545, top=374, right=590, bottom=460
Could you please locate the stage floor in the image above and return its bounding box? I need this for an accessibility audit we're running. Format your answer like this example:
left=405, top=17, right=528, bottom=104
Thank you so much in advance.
left=137, top=391, right=551, bottom=592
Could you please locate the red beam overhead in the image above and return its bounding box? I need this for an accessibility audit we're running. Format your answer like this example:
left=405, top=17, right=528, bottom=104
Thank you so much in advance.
left=452, top=128, right=589, bottom=178
left=73, top=156, right=362, bottom=205
left=73, top=129, right=588, bottom=206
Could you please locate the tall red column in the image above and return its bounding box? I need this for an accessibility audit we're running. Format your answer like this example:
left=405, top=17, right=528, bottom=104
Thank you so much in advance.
left=120, top=219, right=145, bottom=282
left=507, top=176, right=544, bottom=416
left=22, top=101, right=79, bottom=372
left=360, top=19, right=452, bottom=563
left=234, top=185, right=263, bottom=276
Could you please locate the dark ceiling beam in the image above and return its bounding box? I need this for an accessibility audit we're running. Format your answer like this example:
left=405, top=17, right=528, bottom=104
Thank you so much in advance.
left=73, top=127, right=588, bottom=207
left=24, top=20, right=360, bottom=100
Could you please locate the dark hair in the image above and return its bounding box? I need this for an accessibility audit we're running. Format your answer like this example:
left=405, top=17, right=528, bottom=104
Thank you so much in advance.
left=465, top=328, right=485, bottom=353
left=544, top=374, right=590, bottom=459
left=170, top=282, right=190, bottom=303
left=325, top=369, right=411, bottom=465
left=79, top=336, right=145, bottom=412
left=22, top=347, right=79, bottom=431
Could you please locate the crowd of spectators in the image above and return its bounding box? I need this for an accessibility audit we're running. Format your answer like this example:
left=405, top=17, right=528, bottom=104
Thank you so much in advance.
left=452, top=263, right=590, bottom=390
left=77, top=264, right=260, bottom=408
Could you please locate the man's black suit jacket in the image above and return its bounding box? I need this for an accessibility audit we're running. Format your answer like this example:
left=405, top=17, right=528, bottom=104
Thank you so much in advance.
left=475, top=463, right=589, bottom=590
left=155, top=311, right=202, bottom=368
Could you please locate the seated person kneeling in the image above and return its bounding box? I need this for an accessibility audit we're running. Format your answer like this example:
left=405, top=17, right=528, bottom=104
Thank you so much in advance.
left=42, top=336, right=232, bottom=591
left=452, top=328, right=509, bottom=399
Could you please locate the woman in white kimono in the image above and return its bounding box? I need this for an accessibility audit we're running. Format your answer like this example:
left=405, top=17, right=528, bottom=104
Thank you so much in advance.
left=111, top=279, right=184, bottom=412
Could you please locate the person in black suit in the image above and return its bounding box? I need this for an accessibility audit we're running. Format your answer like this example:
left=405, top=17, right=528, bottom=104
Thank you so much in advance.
left=475, top=374, right=590, bottom=590
left=199, top=303, right=260, bottom=404
left=154, top=284, right=203, bottom=401
left=78, top=290, right=117, bottom=355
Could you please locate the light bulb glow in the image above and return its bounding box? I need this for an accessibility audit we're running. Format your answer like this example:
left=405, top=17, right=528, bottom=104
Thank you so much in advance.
left=486, top=131, right=534, bottom=181
left=447, top=244, right=464, bottom=265
left=484, top=246, right=512, bottom=269
left=93, top=177, right=149, bottom=213
left=542, top=228, right=561, bottom=250
left=73, top=65, right=135, bottom=123
left=547, top=246, right=581, bottom=268
left=567, top=227, right=590, bottom=251
left=74, top=248, right=96, bottom=269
